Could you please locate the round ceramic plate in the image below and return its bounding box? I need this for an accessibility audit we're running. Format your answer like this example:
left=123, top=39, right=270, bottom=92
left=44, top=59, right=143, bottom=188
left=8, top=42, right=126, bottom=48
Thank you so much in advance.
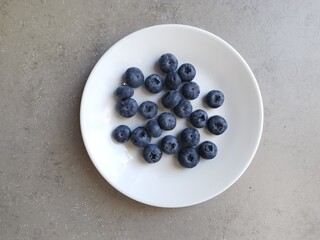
left=80, top=24, right=263, bottom=208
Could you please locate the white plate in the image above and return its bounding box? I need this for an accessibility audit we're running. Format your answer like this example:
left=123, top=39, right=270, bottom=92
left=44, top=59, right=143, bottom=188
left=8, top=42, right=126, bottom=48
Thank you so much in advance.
left=80, top=24, right=263, bottom=208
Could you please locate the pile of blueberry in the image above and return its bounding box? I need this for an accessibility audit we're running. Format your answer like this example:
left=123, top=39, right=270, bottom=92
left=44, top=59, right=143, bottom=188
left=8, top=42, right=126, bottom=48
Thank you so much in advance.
left=113, top=53, right=227, bottom=168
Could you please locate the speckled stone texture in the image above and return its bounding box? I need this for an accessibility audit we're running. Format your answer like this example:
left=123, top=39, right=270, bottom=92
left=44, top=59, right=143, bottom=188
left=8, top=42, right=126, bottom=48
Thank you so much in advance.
left=1, top=1, right=320, bottom=239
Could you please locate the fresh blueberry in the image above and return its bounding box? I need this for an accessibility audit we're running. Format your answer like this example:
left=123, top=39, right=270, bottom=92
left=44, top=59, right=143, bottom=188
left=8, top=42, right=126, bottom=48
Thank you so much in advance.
left=165, top=72, right=181, bottom=90
left=206, top=90, right=224, bottom=108
left=180, top=128, right=200, bottom=147
left=146, top=119, right=162, bottom=138
left=197, top=141, right=218, bottom=159
left=130, top=127, right=151, bottom=147
left=124, top=67, right=144, bottom=88
left=178, top=147, right=200, bottom=168
left=178, top=63, right=196, bottom=82
left=139, top=101, right=158, bottom=119
left=115, top=86, right=134, bottom=99
left=118, top=98, right=138, bottom=118
left=189, top=109, right=208, bottom=128
left=113, top=125, right=131, bottom=143
left=159, top=53, right=178, bottom=73
left=161, top=90, right=182, bottom=109
left=161, top=135, right=180, bottom=154
left=144, top=74, right=164, bottom=93
left=207, top=115, right=228, bottom=135
left=143, top=144, right=162, bottom=163
left=181, top=82, right=200, bottom=100
left=173, top=99, right=193, bottom=118
left=158, top=112, right=176, bottom=131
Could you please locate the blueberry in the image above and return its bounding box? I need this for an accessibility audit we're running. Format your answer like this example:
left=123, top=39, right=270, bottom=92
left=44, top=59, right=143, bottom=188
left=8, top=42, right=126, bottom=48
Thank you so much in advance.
left=178, top=147, right=200, bottom=168
left=146, top=119, right=162, bottom=138
left=124, top=67, right=144, bottom=88
left=143, top=144, right=162, bottom=163
left=173, top=99, right=193, bottom=118
left=158, top=112, right=176, bottom=131
left=207, top=115, right=228, bottom=135
left=180, top=128, right=200, bottom=147
left=144, top=74, right=164, bottom=93
left=159, top=53, right=178, bottom=73
left=161, top=135, right=180, bottom=154
left=161, top=90, right=182, bottom=109
left=206, top=90, right=224, bottom=108
left=178, top=63, right=196, bottom=82
left=113, top=125, right=131, bottom=143
left=139, top=101, right=158, bottom=119
left=189, top=109, right=208, bottom=128
left=118, top=98, right=138, bottom=118
left=197, top=141, right=218, bottom=159
left=130, top=127, right=151, bottom=147
left=165, top=72, right=181, bottom=90
left=115, top=86, right=134, bottom=99
left=181, top=82, right=200, bottom=100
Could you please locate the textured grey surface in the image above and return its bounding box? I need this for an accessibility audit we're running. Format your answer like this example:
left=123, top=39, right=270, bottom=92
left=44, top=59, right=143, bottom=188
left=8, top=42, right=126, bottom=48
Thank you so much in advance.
left=1, top=0, right=320, bottom=239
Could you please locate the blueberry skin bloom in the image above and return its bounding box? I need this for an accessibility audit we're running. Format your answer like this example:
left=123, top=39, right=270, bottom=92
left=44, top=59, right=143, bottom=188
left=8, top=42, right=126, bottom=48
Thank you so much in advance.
left=118, top=98, right=138, bottom=118
left=197, top=141, right=218, bottom=159
left=146, top=119, right=162, bottom=138
left=158, top=112, right=176, bottom=131
left=189, top=109, right=208, bottom=128
left=124, top=67, right=144, bottom=88
left=161, top=90, right=182, bottom=109
left=173, top=99, right=193, bottom=118
left=180, top=128, right=200, bottom=147
left=206, top=90, right=224, bottom=108
left=178, top=63, right=196, bottom=82
left=130, top=127, right=151, bottom=147
left=207, top=115, right=228, bottom=135
left=161, top=135, right=180, bottom=154
left=181, top=82, right=200, bottom=100
left=144, top=74, right=164, bottom=93
left=139, top=101, right=158, bottom=119
left=113, top=125, right=131, bottom=143
left=143, top=144, right=162, bottom=163
left=115, top=86, right=134, bottom=99
left=159, top=53, right=178, bottom=73
left=165, top=72, right=181, bottom=90
left=178, top=147, right=200, bottom=168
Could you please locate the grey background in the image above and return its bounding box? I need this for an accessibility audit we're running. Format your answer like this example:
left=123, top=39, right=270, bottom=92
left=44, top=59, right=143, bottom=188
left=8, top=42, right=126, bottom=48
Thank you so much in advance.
left=1, top=0, right=320, bottom=239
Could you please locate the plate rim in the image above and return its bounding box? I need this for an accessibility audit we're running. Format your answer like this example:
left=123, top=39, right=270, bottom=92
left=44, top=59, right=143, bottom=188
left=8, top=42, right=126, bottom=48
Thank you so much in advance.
left=80, top=24, right=264, bottom=208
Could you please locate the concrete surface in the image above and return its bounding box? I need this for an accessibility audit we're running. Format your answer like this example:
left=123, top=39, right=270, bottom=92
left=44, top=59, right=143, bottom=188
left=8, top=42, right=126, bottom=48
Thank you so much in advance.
left=1, top=0, right=320, bottom=239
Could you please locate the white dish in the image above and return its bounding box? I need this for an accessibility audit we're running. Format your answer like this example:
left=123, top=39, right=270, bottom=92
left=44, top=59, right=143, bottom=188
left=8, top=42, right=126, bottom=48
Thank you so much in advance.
left=80, top=24, right=263, bottom=208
